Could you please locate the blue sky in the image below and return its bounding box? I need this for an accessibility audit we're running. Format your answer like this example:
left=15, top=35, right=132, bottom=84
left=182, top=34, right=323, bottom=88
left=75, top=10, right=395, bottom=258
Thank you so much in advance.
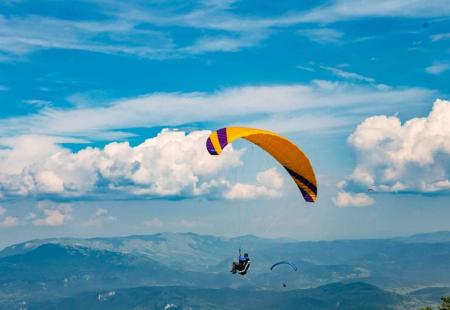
left=0, top=0, right=449, bottom=248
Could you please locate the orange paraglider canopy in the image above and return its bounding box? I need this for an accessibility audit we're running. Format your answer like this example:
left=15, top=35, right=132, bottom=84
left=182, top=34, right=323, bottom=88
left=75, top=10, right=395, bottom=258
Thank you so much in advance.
left=206, top=127, right=317, bottom=203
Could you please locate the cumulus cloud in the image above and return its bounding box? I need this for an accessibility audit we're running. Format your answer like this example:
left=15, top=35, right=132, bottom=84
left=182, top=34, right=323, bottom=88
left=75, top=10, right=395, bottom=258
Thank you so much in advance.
left=0, top=129, right=243, bottom=199
left=0, top=215, right=19, bottom=227
left=0, top=129, right=292, bottom=201
left=32, top=201, right=73, bottom=226
left=86, top=208, right=116, bottom=227
left=340, top=99, right=450, bottom=195
left=33, top=209, right=68, bottom=226
left=0, top=206, right=19, bottom=227
left=333, top=191, right=374, bottom=208
left=224, top=183, right=281, bottom=200
left=256, top=167, right=284, bottom=189
left=224, top=167, right=283, bottom=200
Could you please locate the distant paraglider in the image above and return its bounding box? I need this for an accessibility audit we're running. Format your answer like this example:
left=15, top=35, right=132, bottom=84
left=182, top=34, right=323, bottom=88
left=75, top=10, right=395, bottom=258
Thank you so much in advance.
left=270, top=261, right=298, bottom=272
left=206, top=127, right=318, bottom=203
left=270, top=261, right=298, bottom=288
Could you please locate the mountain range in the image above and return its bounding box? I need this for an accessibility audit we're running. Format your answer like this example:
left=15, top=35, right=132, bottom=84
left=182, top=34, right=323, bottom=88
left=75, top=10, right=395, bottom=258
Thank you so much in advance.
left=2, top=231, right=450, bottom=309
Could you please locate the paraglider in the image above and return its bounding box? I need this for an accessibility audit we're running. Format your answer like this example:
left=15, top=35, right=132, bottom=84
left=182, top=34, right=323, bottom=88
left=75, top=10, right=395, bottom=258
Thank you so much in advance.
left=270, top=261, right=298, bottom=272
left=270, top=261, right=297, bottom=288
left=206, top=127, right=318, bottom=203
left=206, top=127, right=317, bottom=277
left=230, top=249, right=251, bottom=275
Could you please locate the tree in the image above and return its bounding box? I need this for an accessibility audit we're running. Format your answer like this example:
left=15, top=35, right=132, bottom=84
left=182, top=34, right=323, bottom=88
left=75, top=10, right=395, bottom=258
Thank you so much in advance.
left=421, top=296, right=450, bottom=310
left=438, top=296, right=450, bottom=310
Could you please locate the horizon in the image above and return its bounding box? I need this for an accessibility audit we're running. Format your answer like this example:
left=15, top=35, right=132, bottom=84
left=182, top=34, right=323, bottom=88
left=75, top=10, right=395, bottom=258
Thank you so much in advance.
left=4, top=229, right=450, bottom=251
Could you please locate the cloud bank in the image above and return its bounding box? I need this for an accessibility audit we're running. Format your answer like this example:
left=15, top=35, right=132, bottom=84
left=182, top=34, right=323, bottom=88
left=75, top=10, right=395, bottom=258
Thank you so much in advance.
left=339, top=99, right=450, bottom=197
left=0, top=129, right=285, bottom=201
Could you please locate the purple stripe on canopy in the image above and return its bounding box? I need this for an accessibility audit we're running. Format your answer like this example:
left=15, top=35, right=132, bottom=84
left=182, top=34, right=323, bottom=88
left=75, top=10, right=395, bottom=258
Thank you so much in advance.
left=217, top=128, right=228, bottom=149
left=300, top=190, right=314, bottom=202
left=284, top=167, right=317, bottom=195
left=283, top=166, right=316, bottom=202
left=206, top=138, right=218, bottom=155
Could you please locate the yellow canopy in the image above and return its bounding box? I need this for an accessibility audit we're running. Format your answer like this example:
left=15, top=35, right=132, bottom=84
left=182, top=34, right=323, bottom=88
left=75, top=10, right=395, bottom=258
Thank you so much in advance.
left=206, top=127, right=317, bottom=203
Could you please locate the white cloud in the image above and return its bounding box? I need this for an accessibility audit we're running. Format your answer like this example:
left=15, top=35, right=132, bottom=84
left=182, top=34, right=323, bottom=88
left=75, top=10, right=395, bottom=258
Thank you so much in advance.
left=33, top=209, right=68, bottom=226
left=86, top=208, right=116, bottom=227
left=0, top=82, right=436, bottom=140
left=115, top=0, right=450, bottom=31
left=0, top=130, right=290, bottom=202
left=430, top=33, right=450, bottom=42
left=1, top=1, right=448, bottom=61
left=0, top=206, right=19, bottom=227
left=0, top=215, right=19, bottom=227
left=297, top=28, right=344, bottom=43
left=425, top=62, right=450, bottom=75
left=0, top=14, right=173, bottom=61
left=35, top=171, right=65, bottom=194
left=0, top=82, right=438, bottom=200
left=0, top=135, right=83, bottom=176
left=224, top=183, right=282, bottom=200
left=333, top=191, right=374, bottom=208
left=224, top=167, right=283, bottom=200
left=183, top=32, right=265, bottom=53
left=341, top=99, right=450, bottom=195
left=32, top=201, right=73, bottom=226
left=0, top=130, right=242, bottom=199
left=320, top=66, right=375, bottom=83
left=256, top=167, right=284, bottom=189
left=301, top=0, right=450, bottom=23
